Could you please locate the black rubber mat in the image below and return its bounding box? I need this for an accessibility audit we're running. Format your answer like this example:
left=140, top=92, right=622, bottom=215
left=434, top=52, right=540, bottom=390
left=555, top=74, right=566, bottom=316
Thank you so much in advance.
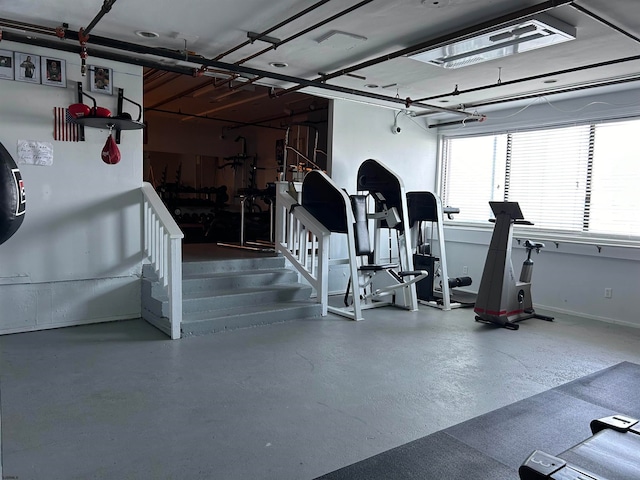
left=315, top=362, right=640, bottom=480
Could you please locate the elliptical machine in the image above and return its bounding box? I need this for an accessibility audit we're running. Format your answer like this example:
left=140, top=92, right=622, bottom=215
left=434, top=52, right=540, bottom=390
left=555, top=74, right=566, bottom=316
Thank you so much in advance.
left=474, top=201, right=553, bottom=330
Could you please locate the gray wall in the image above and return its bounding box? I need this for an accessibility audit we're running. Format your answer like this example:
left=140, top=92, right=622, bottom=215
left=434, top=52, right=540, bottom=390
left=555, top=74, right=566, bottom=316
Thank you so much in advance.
left=0, top=41, right=144, bottom=334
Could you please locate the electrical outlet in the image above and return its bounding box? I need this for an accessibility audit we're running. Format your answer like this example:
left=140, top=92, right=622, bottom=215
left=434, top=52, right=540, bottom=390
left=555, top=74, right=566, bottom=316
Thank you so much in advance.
left=604, top=288, right=612, bottom=299
left=462, top=266, right=469, bottom=275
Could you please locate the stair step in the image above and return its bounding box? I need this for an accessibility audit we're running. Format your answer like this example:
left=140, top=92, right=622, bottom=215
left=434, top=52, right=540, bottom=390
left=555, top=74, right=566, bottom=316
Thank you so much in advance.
left=141, top=254, right=318, bottom=339
left=181, top=301, right=323, bottom=336
left=144, top=283, right=313, bottom=317
left=181, top=268, right=298, bottom=291
left=181, top=255, right=285, bottom=276
left=182, top=284, right=313, bottom=313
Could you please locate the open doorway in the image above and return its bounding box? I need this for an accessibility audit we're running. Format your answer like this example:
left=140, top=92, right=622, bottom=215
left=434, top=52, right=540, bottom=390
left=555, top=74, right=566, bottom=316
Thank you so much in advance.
left=142, top=69, right=329, bottom=248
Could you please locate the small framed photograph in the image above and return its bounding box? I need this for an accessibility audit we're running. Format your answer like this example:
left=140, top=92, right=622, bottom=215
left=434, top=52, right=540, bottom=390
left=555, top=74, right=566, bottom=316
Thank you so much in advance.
left=15, top=52, right=40, bottom=83
left=89, top=65, right=112, bottom=95
left=41, top=56, right=66, bottom=88
left=0, top=50, right=14, bottom=80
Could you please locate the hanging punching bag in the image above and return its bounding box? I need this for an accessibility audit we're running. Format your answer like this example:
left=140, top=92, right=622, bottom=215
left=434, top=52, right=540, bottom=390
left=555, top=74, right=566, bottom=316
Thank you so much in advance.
left=101, top=134, right=121, bottom=165
left=0, top=141, right=26, bottom=245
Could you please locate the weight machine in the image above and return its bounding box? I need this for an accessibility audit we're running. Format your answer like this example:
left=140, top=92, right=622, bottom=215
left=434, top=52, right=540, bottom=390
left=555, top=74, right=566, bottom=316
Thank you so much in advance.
left=281, top=122, right=325, bottom=182
left=407, top=191, right=474, bottom=310
left=300, top=160, right=427, bottom=320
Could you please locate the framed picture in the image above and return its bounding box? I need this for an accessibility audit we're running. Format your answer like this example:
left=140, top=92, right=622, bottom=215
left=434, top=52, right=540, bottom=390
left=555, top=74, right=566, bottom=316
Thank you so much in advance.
left=14, top=52, right=40, bottom=83
left=89, top=65, right=112, bottom=95
left=0, top=49, right=14, bottom=80
left=41, top=56, right=66, bottom=88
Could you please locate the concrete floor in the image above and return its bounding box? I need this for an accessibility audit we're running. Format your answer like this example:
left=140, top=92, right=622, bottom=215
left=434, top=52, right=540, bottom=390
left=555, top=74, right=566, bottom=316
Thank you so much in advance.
left=1, top=306, right=640, bottom=479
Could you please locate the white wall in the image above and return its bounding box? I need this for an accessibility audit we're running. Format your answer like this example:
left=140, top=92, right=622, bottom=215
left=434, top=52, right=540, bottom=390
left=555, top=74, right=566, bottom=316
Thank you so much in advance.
left=327, top=100, right=438, bottom=292
left=330, top=100, right=437, bottom=192
left=0, top=41, right=144, bottom=334
left=436, top=87, right=640, bottom=327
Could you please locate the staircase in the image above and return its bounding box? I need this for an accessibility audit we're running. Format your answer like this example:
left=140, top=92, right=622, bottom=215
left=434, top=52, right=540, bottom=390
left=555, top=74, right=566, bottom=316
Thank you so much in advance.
left=142, top=255, right=322, bottom=337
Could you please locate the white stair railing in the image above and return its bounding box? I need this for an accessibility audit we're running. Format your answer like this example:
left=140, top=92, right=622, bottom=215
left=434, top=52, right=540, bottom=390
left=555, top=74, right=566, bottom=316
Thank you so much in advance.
left=141, top=182, right=184, bottom=340
left=275, top=181, right=329, bottom=316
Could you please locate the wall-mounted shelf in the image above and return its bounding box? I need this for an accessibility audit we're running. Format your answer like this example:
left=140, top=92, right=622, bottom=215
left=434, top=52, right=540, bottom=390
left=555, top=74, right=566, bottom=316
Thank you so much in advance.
left=75, top=82, right=144, bottom=143
left=74, top=116, right=144, bottom=131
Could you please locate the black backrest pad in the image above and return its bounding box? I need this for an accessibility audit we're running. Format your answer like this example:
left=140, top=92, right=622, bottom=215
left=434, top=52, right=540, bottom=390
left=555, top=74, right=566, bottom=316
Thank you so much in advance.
left=357, top=159, right=404, bottom=232
left=407, top=191, right=438, bottom=226
left=302, top=170, right=349, bottom=233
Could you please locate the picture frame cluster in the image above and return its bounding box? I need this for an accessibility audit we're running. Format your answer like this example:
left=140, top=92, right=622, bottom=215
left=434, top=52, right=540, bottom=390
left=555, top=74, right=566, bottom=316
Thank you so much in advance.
left=0, top=49, right=113, bottom=95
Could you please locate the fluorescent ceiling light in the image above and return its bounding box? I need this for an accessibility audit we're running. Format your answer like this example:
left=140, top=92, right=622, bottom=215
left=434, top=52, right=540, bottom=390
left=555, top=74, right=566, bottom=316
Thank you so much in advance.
left=408, top=13, right=576, bottom=69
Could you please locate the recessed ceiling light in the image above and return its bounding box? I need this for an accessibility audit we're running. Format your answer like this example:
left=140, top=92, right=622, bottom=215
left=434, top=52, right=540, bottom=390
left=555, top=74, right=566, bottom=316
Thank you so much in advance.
left=364, top=84, right=379, bottom=89
left=269, top=62, right=288, bottom=68
left=543, top=79, right=558, bottom=84
left=135, top=30, right=159, bottom=39
left=421, top=0, right=452, bottom=8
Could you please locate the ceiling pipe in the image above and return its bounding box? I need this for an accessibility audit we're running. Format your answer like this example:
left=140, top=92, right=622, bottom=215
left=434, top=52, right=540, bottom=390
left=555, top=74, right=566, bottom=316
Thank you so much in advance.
left=236, top=0, right=375, bottom=65
left=0, top=18, right=58, bottom=36
left=180, top=92, right=271, bottom=121
left=569, top=3, right=640, bottom=44
left=274, top=0, right=574, bottom=98
left=10, top=25, right=469, bottom=116
left=214, top=0, right=333, bottom=61
left=445, top=74, right=640, bottom=111
left=0, top=29, right=194, bottom=75
left=77, top=0, right=118, bottom=75
left=428, top=118, right=484, bottom=128
left=413, top=55, right=640, bottom=103
left=147, top=76, right=237, bottom=110
left=144, top=71, right=185, bottom=96
left=82, top=0, right=118, bottom=37
left=146, top=108, right=285, bottom=130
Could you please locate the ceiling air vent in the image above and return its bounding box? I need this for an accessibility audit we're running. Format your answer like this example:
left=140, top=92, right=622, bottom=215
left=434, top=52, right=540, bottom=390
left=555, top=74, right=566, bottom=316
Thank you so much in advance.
left=408, top=13, right=576, bottom=69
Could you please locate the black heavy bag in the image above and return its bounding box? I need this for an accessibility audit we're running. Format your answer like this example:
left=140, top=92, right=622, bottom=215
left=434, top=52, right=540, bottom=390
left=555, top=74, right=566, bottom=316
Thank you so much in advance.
left=0, top=141, right=26, bottom=245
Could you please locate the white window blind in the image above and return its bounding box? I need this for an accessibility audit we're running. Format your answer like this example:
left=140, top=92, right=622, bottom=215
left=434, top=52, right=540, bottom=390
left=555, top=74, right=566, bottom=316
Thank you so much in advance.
left=442, top=134, right=507, bottom=222
left=441, top=118, right=640, bottom=240
left=590, top=120, right=640, bottom=237
left=508, top=125, right=591, bottom=231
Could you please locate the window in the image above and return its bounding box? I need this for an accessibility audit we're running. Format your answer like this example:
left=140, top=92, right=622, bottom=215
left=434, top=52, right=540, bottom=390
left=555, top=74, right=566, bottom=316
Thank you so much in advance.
left=441, top=118, right=640, bottom=239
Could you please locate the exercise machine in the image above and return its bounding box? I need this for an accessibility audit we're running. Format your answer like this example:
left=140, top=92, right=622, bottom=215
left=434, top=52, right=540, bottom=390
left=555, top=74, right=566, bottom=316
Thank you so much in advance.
left=299, top=161, right=427, bottom=321
left=474, top=201, right=553, bottom=330
left=281, top=122, right=325, bottom=182
left=217, top=137, right=275, bottom=252
left=520, top=414, right=640, bottom=479
left=407, top=191, right=474, bottom=310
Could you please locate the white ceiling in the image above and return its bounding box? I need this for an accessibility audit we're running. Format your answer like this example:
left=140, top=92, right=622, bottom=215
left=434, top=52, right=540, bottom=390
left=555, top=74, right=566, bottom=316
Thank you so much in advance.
left=1, top=0, right=639, bottom=124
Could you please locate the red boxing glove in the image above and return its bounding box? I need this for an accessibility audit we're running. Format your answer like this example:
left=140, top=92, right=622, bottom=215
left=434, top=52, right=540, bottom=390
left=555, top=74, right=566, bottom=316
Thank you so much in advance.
left=101, top=135, right=121, bottom=165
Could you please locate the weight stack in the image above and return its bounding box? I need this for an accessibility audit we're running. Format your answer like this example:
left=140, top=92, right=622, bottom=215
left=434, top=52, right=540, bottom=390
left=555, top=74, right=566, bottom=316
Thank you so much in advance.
left=413, top=253, right=436, bottom=301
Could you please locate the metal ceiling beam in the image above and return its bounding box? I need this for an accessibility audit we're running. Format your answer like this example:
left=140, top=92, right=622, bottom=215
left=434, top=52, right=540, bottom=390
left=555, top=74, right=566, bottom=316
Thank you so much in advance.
left=214, top=0, right=333, bottom=61
left=569, top=3, right=640, bottom=44
left=447, top=74, right=640, bottom=111
left=236, top=0, right=375, bottom=65
left=413, top=55, right=640, bottom=103
left=3, top=24, right=470, bottom=115
left=145, top=108, right=285, bottom=130
left=274, top=0, right=575, bottom=98
left=83, top=0, right=118, bottom=37
left=0, top=29, right=194, bottom=75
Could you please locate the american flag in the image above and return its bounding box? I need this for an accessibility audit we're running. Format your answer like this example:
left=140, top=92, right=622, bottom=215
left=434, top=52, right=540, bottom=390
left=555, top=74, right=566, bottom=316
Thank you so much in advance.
left=53, top=107, right=80, bottom=142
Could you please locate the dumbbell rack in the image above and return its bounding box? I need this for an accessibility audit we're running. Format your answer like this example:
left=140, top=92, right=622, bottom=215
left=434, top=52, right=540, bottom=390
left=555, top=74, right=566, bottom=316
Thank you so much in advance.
left=72, top=81, right=144, bottom=144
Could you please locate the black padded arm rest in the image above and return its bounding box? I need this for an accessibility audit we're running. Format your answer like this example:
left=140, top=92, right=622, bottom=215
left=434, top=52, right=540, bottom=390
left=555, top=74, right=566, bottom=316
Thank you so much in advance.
left=398, top=270, right=428, bottom=277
